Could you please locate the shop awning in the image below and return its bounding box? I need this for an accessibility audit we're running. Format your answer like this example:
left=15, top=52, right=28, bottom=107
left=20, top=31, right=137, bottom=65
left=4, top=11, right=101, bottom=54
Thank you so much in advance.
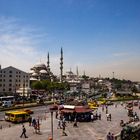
left=75, top=106, right=92, bottom=113
left=61, top=109, right=74, bottom=113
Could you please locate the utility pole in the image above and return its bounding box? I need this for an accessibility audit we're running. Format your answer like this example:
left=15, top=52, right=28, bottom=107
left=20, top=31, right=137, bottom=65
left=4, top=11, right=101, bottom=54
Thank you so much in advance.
left=23, top=79, right=25, bottom=107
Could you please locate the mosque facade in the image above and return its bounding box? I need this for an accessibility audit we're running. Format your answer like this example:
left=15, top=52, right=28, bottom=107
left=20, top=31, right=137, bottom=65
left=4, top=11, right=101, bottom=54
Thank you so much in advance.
left=29, top=53, right=54, bottom=82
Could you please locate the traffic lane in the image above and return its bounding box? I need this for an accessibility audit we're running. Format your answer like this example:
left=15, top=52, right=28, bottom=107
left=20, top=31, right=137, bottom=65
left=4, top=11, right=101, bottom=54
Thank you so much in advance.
left=0, top=105, right=51, bottom=129
left=0, top=105, right=50, bottom=120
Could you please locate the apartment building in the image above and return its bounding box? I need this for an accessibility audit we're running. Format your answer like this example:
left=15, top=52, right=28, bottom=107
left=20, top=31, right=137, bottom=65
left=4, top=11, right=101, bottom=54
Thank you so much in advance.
left=0, top=66, right=30, bottom=96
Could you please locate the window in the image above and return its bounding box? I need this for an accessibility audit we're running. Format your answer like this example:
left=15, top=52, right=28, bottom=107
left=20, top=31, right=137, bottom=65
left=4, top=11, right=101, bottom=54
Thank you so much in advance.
left=0, top=84, right=2, bottom=87
left=9, top=71, right=12, bottom=73
left=23, top=75, right=25, bottom=78
left=3, top=89, right=5, bottom=91
left=3, top=79, right=5, bottom=82
left=4, top=71, right=6, bottom=73
left=9, top=75, right=12, bottom=77
left=0, top=74, right=2, bottom=77
left=0, top=79, right=2, bottom=82
left=9, top=88, right=12, bottom=91
left=9, top=79, right=12, bottom=82
left=3, top=75, right=5, bottom=77
left=9, top=84, right=12, bottom=87
left=3, top=84, right=5, bottom=87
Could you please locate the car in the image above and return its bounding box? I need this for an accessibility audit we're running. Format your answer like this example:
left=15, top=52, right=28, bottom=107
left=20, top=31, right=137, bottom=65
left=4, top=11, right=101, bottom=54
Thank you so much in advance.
left=106, top=101, right=113, bottom=105
left=24, top=109, right=34, bottom=114
left=133, top=101, right=138, bottom=106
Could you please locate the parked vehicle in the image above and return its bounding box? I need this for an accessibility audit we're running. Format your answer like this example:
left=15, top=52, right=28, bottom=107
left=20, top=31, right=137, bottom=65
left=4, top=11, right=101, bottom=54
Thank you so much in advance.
left=5, top=111, right=30, bottom=123
left=23, top=109, right=34, bottom=114
left=133, top=101, right=138, bottom=106
left=106, top=101, right=113, bottom=105
left=5, top=111, right=16, bottom=121
left=2, top=101, right=14, bottom=108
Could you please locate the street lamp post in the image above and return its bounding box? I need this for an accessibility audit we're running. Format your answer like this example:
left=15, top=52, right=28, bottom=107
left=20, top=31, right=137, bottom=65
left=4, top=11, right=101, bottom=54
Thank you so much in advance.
left=50, top=111, right=53, bottom=140
left=49, top=105, right=58, bottom=140
left=23, top=80, right=25, bottom=107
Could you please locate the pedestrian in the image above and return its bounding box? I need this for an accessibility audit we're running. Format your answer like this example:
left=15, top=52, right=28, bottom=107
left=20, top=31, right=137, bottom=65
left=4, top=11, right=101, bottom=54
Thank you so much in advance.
left=107, top=132, right=111, bottom=140
left=55, top=111, right=58, bottom=119
left=106, top=113, right=109, bottom=121
left=99, top=112, right=101, bottom=120
left=20, top=125, right=28, bottom=138
left=109, top=114, right=112, bottom=121
left=0, top=125, right=2, bottom=129
left=62, top=121, right=67, bottom=136
left=102, top=105, right=104, bottom=111
left=106, top=108, right=108, bottom=114
left=37, top=118, right=40, bottom=133
left=28, top=116, right=32, bottom=126
left=110, top=133, right=115, bottom=140
left=91, top=114, right=94, bottom=122
left=95, top=111, right=98, bottom=120
left=73, top=119, right=78, bottom=127
left=57, top=119, right=62, bottom=129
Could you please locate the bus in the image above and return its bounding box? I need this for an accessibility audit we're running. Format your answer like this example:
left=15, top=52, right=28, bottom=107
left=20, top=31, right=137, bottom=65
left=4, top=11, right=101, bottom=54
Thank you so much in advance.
left=0, top=96, right=15, bottom=105
left=5, top=111, right=18, bottom=121
left=5, top=111, right=30, bottom=123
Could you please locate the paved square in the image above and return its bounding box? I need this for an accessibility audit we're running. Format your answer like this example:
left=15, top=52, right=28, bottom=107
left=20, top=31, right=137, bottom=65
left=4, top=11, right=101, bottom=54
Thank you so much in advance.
left=0, top=103, right=139, bottom=140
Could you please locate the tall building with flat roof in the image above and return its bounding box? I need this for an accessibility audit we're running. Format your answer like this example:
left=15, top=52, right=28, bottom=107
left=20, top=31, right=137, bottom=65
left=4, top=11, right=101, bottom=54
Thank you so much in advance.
left=0, top=66, right=30, bottom=96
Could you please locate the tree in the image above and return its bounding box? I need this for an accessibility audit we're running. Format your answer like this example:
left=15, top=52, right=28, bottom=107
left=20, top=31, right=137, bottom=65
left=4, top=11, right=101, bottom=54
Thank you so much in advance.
left=131, top=85, right=138, bottom=96
left=31, top=81, right=43, bottom=90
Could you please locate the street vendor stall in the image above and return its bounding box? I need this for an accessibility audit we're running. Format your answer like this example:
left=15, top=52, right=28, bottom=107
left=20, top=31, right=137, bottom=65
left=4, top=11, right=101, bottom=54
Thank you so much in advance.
left=60, top=105, right=93, bottom=122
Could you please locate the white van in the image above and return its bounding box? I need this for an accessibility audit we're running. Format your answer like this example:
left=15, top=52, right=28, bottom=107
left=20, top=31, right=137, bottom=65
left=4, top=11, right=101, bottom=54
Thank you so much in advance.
left=2, top=101, right=14, bottom=108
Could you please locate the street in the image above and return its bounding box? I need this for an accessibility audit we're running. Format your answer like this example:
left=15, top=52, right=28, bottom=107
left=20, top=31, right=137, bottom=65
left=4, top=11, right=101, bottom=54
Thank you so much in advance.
left=0, top=102, right=140, bottom=140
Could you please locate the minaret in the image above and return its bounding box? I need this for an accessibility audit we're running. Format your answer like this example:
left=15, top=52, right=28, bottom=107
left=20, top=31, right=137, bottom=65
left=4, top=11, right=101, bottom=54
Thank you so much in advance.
left=60, top=48, right=63, bottom=83
left=76, top=66, right=79, bottom=77
left=47, top=52, right=50, bottom=71
left=83, top=70, right=85, bottom=76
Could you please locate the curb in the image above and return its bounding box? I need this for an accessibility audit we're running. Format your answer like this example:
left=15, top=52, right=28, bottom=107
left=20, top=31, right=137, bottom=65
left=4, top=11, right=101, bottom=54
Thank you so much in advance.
left=0, top=101, right=54, bottom=112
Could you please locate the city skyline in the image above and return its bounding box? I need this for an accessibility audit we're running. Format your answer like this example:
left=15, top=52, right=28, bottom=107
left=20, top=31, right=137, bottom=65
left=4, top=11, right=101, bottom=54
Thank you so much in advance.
left=0, top=0, right=140, bottom=81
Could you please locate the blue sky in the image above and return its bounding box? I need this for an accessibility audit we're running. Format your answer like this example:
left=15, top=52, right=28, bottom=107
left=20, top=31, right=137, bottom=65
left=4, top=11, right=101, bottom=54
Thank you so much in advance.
left=0, top=0, right=140, bottom=81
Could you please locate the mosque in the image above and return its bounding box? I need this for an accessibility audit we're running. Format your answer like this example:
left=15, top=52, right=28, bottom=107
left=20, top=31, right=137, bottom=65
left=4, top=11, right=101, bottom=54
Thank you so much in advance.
left=29, top=48, right=63, bottom=82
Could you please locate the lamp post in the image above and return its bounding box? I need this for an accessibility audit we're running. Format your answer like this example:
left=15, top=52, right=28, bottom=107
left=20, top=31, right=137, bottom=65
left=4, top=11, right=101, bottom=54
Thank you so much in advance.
left=23, top=79, right=25, bottom=107
left=49, top=105, right=58, bottom=140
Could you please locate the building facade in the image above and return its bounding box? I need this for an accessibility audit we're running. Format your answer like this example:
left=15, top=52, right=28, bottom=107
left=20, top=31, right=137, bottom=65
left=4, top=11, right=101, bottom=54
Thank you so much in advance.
left=0, top=66, right=30, bottom=96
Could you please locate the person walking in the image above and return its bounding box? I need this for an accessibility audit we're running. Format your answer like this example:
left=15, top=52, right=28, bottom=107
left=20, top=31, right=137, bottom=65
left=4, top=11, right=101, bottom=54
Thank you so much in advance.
left=28, top=116, right=32, bottom=126
left=110, top=133, right=115, bottom=140
left=20, top=125, right=28, bottom=138
left=109, top=114, right=112, bottom=121
left=106, top=132, right=111, bottom=140
left=99, top=112, right=101, bottom=120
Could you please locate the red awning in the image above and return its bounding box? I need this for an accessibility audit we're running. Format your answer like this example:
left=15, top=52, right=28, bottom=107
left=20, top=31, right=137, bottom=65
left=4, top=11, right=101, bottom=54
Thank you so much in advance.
left=61, top=109, right=74, bottom=113
left=75, top=106, right=92, bottom=113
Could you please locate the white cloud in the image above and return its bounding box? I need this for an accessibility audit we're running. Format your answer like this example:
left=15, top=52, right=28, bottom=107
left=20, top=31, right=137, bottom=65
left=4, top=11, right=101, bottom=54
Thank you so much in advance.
left=113, top=52, right=130, bottom=57
left=0, top=17, right=46, bottom=71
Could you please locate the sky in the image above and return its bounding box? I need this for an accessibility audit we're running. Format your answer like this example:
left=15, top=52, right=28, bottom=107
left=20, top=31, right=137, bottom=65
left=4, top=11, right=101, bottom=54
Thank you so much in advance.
left=0, top=0, right=140, bottom=81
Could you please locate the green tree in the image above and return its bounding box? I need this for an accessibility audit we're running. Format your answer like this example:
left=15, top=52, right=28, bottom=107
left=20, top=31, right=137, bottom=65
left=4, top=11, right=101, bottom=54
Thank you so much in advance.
left=31, top=81, right=43, bottom=90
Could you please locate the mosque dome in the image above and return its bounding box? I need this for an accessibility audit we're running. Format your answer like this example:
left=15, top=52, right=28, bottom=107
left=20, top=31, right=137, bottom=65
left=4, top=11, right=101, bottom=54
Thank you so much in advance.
left=30, top=77, right=38, bottom=81
left=29, top=70, right=35, bottom=74
left=32, top=72, right=38, bottom=76
left=40, top=70, right=47, bottom=74
left=34, top=63, right=46, bottom=69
